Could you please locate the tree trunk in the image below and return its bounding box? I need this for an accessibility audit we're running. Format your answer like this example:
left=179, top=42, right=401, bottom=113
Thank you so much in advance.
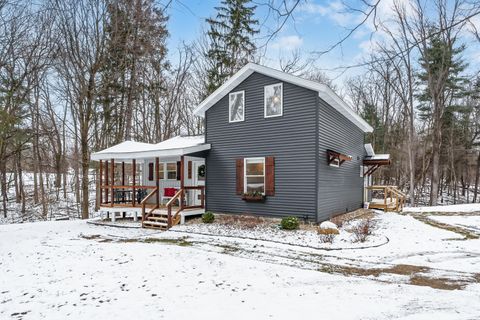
left=473, top=151, right=480, bottom=203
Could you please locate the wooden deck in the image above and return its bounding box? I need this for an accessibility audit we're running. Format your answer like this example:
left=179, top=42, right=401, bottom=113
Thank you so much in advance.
left=367, top=185, right=406, bottom=212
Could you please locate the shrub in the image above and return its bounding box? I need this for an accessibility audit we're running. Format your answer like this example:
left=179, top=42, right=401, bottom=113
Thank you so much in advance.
left=351, top=218, right=375, bottom=242
left=319, top=233, right=336, bottom=243
left=202, top=211, right=215, bottom=223
left=280, top=216, right=299, bottom=230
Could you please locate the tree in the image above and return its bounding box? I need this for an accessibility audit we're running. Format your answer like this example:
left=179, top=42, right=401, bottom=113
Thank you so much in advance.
left=417, top=25, right=467, bottom=205
left=205, top=0, right=259, bottom=94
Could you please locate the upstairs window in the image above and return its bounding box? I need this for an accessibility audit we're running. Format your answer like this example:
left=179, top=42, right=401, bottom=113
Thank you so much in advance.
left=229, top=91, right=245, bottom=122
left=264, top=83, right=283, bottom=118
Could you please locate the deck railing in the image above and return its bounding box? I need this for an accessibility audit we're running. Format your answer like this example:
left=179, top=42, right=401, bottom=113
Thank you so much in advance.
left=141, top=187, right=159, bottom=222
left=366, top=185, right=406, bottom=212
left=166, top=186, right=205, bottom=228
left=99, top=185, right=156, bottom=207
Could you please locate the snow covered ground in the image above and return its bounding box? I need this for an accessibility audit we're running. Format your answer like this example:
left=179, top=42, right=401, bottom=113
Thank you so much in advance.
left=404, top=203, right=480, bottom=213
left=1, top=207, right=480, bottom=319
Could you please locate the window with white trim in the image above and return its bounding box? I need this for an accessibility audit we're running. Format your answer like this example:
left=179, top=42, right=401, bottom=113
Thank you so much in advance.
left=158, top=162, right=165, bottom=179
left=229, top=91, right=245, bottom=122
left=166, top=162, right=177, bottom=180
left=264, top=83, right=283, bottom=118
left=244, top=158, right=265, bottom=194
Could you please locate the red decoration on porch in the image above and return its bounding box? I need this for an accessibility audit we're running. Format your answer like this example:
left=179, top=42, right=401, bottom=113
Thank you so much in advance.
left=164, top=188, right=178, bottom=197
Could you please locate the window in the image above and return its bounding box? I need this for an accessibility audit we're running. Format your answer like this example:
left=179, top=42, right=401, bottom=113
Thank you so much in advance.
left=158, top=163, right=164, bottom=179
left=244, top=158, right=265, bottom=194
left=166, top=162, right=177, bottom=180
left=264, top=83, right=283, bottom=118
left=229, top=91, right=245, bottom=122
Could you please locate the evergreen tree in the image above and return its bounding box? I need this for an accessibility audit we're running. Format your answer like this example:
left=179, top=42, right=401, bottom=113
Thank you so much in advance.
left=416, top=26, right=468, bottom=205
left=205, top=0, right=259, bottom=94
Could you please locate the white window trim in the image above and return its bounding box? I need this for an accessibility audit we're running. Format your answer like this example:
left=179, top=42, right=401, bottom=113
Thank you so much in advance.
left=244, top=157, right=265, bottom=194
left=264, top=83, right=283, bottom=118
left=229, top=90, right=245, bottom=123
left=164, top=162, right=177, bottom=180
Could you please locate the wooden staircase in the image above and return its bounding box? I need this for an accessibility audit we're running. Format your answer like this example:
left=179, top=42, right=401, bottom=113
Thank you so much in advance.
left=142, top=209, right=181, bottom=230
left=141, top=186, right=204, bottom=230
left=366, top=185, right=407, bottom=212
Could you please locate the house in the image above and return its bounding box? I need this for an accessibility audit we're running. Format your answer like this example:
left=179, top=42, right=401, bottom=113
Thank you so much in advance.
left=92, top=63, right=401, bottom=229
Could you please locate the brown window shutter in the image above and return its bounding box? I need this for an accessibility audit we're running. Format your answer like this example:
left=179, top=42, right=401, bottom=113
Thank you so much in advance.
left=236, top=158, right=244, bottom=195
left=148, top=163, right=154, bottom=181
left=176, top=161, right=181, bottom=180
left=265, top=156, right=275, bottom=196
left=188, top=161, right=192, bottom=179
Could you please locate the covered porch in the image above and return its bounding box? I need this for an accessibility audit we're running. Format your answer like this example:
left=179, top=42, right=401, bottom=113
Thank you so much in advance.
left=91, top=136, right=210, bottom=229
left=363, top=144, right=406, bottom=212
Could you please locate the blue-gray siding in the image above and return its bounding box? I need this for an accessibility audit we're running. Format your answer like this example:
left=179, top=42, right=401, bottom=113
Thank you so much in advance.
left=317, top=96, right=365, bottom=221
left=205, top=71, right=365, bottom=222
left=205, top=72, right=318, bottom=220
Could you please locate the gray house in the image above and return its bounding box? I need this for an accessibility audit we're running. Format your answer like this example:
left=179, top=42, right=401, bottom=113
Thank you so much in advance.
left=92, top=63, right=395, bottom=229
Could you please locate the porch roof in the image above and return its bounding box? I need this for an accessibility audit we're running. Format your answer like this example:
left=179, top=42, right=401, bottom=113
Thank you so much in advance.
left=91, top=135, right=210, bottom=161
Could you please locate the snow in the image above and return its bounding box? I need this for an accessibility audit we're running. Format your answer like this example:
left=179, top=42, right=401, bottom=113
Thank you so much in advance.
left=172, top=219, right=385, bottom=250
left=1, top=220, right=480, bottom=319
left=319, top=221, right=338, bottom=231
left=429, top=215, right=480, bottom=234
left=92, top=140, right=155, bottom=156
left=153, top=135, right=204, bottom=149
left=404, top=203, right=480, bottom=213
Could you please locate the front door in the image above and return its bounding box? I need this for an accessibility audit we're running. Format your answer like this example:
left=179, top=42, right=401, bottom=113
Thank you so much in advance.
left=192, top=160, right=205, bottom=206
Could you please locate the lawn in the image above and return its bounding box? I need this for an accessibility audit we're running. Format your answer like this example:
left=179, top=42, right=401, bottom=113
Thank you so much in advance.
left=1, top=206, right=480, bottom=319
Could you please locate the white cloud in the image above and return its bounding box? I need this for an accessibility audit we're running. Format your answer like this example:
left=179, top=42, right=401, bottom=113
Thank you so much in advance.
left=299, top=1, right=357, bottom=27
left=272, top=35, right=304, bottom=51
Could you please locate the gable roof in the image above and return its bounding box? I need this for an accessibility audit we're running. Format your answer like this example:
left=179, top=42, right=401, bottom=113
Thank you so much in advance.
left=192, top=63, right=373, bottom=133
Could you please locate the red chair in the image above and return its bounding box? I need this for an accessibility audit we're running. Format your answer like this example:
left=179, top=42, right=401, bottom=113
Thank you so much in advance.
left=161, top=187, right=178, bottom=205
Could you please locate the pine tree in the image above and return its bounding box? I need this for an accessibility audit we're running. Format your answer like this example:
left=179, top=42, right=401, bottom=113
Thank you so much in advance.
left=205, top=0, right=259, bottom=94
left=416, top=27, right=468, bottom=205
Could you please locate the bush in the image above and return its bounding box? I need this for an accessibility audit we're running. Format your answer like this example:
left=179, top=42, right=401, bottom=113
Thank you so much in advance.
left=280, top=216, right=299, bottom=230
left=351, top=218, right=375, bottom=242
left=202, top=211, right=215, bottom=223
left=319, top=233, right=336, bottom=243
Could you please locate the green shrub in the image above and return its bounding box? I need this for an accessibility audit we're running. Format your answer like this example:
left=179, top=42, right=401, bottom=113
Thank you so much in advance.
left=280, top=216, right=299, bottom=230
left=202, top=211, right=215, bottom=223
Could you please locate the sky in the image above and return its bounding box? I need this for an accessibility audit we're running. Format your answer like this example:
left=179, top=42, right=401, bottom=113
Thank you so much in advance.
left=165, top=0, right=480, bottom=88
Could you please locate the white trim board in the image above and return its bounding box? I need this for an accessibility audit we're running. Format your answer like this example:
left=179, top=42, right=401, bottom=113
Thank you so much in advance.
left=193, top=63, right=373, bottom=133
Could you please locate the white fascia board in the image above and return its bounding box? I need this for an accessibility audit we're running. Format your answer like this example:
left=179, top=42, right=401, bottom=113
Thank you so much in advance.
left=192, top=63, right=373, bottom=133
left=91, top=144, right=211, bottom=161
left=193, top=65, right=255, bottom=117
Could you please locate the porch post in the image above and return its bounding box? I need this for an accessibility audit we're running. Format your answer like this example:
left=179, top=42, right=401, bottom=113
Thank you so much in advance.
left=110, top=158, right=114, bottom=207
left=132, top=159, right=136, bottom=206
left=180, top=155, right=184, bottom=209
left=99, top=160, right=103, bottom=205
left=105, top=160, right=109, bottom=204
left=155, top=157, right=160, bottom=207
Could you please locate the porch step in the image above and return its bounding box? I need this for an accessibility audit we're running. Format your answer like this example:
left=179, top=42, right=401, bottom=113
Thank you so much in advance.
left=143, top=220, right=168, bottom=228
left=147, top=216, right=168, bottom=222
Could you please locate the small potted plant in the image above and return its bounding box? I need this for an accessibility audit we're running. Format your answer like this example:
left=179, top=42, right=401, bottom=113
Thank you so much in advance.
left=242, top=191, right=265, bottom=202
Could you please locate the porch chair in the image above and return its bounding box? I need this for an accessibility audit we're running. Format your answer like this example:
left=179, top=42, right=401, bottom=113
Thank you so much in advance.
left=161, top=187, right=179, bottom=206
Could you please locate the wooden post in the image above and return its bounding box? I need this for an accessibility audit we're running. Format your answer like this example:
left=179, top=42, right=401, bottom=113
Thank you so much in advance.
left=132, top=159, right=136, bottom=206
left=105, top=160, right=109, bottom=204
left=99, top=160, right=103, bottom=205
left=110, top=159, right=114, bottom=207
left=155, top=157, right=160, bottom=207
left=201, top=186, right=205, bottom=208
left=121, top=161, right=125, bottom=205
left=180, top=156, right=185, bottom=209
